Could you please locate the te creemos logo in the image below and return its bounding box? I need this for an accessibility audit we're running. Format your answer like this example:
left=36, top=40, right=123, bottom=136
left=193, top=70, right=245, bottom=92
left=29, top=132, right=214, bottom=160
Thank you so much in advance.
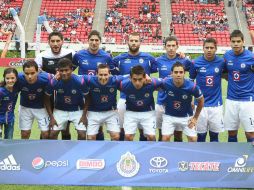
left=32, top=157, right=68, bottom=170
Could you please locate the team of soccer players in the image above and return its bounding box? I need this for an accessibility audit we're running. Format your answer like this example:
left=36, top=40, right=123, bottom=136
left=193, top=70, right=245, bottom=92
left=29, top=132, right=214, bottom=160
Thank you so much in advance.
left=0, top=29, right=254, bottom=143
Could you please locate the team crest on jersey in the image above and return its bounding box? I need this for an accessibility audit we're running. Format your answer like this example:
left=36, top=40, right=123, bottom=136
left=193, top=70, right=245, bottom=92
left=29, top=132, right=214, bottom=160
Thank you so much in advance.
left=206, top=76, right=214, bottom=86
left=28, top=94, right=36, bottom=100
left=109, top=88, right=114, bottom=93
left=101, top=95, right=108, bottom=102
left=144, top=93, right=150, bottom=98
left=88, top=70, right=96, bottom=75
left=214, top=68, right=219, bottom=73
left=37, top=88, right=43, bottom=93
left=64, top=96, right=71, bottom=104
left=72, top=90, right=77, bottom=94
left=199, top=67, right=206, bottom=73
left=7, top=103, right=12, bottom=111
left=129, top=94, right=135, bottom=99
left=82, top=60, right=88, bottom=65
left=241, top=63, right=246, bottom=68
left=136, top=100, right=144, bottom=106
left=124, top=59, right=131, bottom=63
left=168, top=91, right=174, bottom=96
left=22, top=87, right=29, bottom=92
left=116, top=152, right=140, bottom=178
left=233, top=71, right=240, bottom=81
left=139, top=58, right=144, bottom=64
left=173, top=101, right=181, bottom=109
left=182, top=95, right=188, bottom=100
left=93, top=88, right=100, bottom=92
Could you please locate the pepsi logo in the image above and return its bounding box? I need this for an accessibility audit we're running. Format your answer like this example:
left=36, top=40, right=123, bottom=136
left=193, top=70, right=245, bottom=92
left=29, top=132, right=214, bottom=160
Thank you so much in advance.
left=32, top=157, right=45, bottom=170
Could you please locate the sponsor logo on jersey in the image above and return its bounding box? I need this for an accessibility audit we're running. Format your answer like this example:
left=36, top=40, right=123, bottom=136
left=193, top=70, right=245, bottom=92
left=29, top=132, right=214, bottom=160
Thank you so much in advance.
left=3, top=97, right=10, bottom=100
left=161, top=65, right=168, bottom=71
left=7, top=103, right=12, bottom=111
left=233, top=71, right=240, bottom=81
left=0, top=154, right=21, bottom=171
left=182, top=95, right=188, bottom=100
left=149, top=157, right=168, bottom=173
left=93, top=88, right=100, bottom=92
left=22, top=87, right=29, bottom=92
left=129, top=94, right=135, bottom=99
left=199, top=67, right=206, bottom=73
left=227, top=155, right=254, bottom=173
left=37, top=88, right=43, bottom=93
left=206, top=76, right=214, bottom=86
left=47, top=60, right=54, bottom=65
left=116, top=152, right=140, bottom=177
left=178, top=161, right=220, bottom=172
left=214, top=68, right=219, bottom=73
left=168, top=91, right=174, bottom=96
left=139, top=58, right=144, bottom=64
left=32, top=157, right=68, bottom=170
left=82, top=60, right=88, bottom=65
left=227, top=60, right=233, bottom=65
left=144, top=93, right=150, bottom=98
left=57, top=89, right=64, bottom=93
left=64, top=96, right=71, bottom=104
left=72, top=89, right=77, bottom=94
left=87, top=70, right=96, bottom=75
left=28, top=94, right=36, bottom=100
left=76, top=159, right=105, bottom=170
left=124, top=59, right=131, bottom=63
left=136, top=100, right=144, bottom=106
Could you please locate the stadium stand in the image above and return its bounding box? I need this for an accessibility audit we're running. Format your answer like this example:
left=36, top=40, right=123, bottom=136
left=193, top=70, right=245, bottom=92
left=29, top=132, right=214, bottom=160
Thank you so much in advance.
left=244, top=0, right=254, bottom=43
left=0, top=0, right=23, bottom=41
left=38, top=0, right=96, bottom=42
left=171, top=0, right=230, bottom=46
left=104, top=0, right=162, bottom=44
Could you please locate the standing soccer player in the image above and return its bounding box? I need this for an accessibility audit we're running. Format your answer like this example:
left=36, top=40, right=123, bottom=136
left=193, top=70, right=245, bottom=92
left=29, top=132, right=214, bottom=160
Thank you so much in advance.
left=17, top=60, right=52, bottom=139
left=0, top=68, right=19, bottom=139
left=224, top=30, right=254, bottom=142
left=35, top=31, right=75, bottom=140
left=73, top=30, right=114, bottom=140
left=44, top=58, right=90, bottom=140
left=113, top=32, right=157, bottom=141
left=119, top=65, right=161, bottom=141
left=190, top=38, right=225, bottom=142
left=156, top=36, right=192, bottom=141
left=84, top=64, right=124, bottom=141
left=161, top=62, right=204, bottom=142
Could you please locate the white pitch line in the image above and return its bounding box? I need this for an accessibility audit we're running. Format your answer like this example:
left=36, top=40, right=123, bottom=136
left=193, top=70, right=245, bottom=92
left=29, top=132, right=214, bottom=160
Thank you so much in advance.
left=121, top=186, right=133, bottom=190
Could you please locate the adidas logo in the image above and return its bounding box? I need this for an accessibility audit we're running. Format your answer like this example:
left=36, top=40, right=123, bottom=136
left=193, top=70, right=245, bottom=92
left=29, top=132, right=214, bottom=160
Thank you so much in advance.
left=0, top=154, right=21, bottom=171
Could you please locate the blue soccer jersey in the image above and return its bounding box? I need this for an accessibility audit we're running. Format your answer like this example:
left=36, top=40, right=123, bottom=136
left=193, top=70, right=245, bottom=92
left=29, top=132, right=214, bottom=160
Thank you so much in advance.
left=162, top=77, right=203, bottom=117
left=113, top=52, right=157, bottom=98
left=224, top=49, right=254, bottom=101
left=0, top=87, right=19, bottom=124
left=17, top=72, right=52, bottom=109
left=189, top=55, right=225, bottom=107
left=73, top=49, right=114, bottom=75
left=119, top=78, right=161, bottom=112
left=156, top=54, right=192, bottom=105
left=45, top=74, right=89, bottom=111
left=84, top=75, right=124, bottom=111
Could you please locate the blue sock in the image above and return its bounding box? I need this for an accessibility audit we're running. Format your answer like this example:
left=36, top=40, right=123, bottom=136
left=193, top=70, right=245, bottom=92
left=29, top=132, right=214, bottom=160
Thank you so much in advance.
left=96, top=131, right=104, bottom=141
left=119, top=129, right=125, bottom=141
left=209, top=131, right=219, bottom=142
left=228, top=135, right=238, bottom=142
left=197, top=132, right=207, bottom=142
left=247, top=137, right=254, bottom=142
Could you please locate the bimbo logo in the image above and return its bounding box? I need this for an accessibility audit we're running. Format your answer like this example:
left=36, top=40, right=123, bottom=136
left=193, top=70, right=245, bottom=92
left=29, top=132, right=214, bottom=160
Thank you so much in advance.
left=76, top=159, right=105, bottom=170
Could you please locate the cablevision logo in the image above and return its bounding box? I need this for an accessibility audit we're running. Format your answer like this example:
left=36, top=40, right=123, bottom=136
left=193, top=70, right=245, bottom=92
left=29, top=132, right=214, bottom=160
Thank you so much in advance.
left=228, top=155, right=254, bottom=173
left=0, top=154, right=21, bottom=171
left=32, top=157, right=69, bottom=170
left=117, top=152, right=140, bottom=177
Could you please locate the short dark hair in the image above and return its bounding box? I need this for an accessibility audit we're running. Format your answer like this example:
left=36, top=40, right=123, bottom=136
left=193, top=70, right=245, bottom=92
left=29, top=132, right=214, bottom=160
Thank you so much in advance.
left=171, top=62, right=185, bottom=72
left=48, top=31, right=64, bottom=41
left=203, top=37, right=217, bottom=48
left=97, top=63, right=110, bottom=72
left=230, top=30, right=244, bottom=41
left=88, top=30, right=101, bottom=41
left=1, top=67, right=18, bottom=87
left=164, top=36, right=178, bottom=46
left=130, top=65, right=146, bottom=77
left=128, top=32, right=140, bottom=40
left=23, top=60, right=38, bottom=72
left=57, top=58, right=73, bottom=69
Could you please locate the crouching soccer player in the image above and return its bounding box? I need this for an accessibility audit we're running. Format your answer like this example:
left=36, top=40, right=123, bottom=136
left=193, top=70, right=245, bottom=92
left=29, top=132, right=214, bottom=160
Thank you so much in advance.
left=161, top=62, right=204, bottom=142
left=45, top=58, right=90, bottom=140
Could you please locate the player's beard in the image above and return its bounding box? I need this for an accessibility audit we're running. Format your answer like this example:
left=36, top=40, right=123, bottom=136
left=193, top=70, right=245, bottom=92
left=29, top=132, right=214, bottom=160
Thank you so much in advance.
left=128, top=45, right=140, bottom=55
left=51, top=46, right=62, bottom=55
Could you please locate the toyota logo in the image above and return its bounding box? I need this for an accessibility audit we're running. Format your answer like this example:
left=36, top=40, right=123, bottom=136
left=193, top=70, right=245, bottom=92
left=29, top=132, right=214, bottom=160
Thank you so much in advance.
left=150, top=157, right=168, bottom=168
